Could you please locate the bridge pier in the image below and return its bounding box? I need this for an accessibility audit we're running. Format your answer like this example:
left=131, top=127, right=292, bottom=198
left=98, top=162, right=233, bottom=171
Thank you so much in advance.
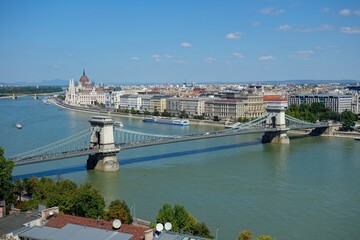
left=87, top=116, right=120, bottom=171
left=262, top=100, right=290, bottom=144
left=262, top=130, right=290, bottom=144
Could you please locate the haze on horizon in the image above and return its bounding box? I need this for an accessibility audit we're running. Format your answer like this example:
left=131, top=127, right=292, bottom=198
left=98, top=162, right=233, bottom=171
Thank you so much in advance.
left=0, top=0, right=360, bottom=85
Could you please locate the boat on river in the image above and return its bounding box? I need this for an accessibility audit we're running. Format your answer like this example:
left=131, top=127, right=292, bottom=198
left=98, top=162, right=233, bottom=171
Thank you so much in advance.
left=15, top=123, right=22, bottom=129
left=113, top=121, right=123, bottom=127
left=355, top=137, right=360, bottom=141
left=143, top=117, right=190, bottom=126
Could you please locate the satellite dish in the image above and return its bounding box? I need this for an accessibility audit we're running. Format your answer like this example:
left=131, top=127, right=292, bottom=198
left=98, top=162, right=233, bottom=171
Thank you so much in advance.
left=49, top=211, right=54, bottom=216
left=112, top=219, right=122, bottom=229
left=155, top=223, right=164, bottom=232
left=164, top=222, right=172, bottom=231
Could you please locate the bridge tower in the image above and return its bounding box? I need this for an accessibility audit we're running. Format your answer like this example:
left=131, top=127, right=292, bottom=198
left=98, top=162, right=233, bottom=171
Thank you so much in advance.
left=87, top=116, right=120, bottom=171
left=262, top=99, right=290, bottom=144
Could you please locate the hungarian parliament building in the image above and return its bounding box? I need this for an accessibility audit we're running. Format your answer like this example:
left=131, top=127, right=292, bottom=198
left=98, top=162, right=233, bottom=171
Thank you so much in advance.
left=65, top=70, right=105, bottom=106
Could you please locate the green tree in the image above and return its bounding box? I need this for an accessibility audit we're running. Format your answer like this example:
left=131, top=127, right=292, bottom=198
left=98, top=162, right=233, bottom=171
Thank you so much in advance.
left=104, top=199, right=133, bottom=224
left=0, top=147, right=15, bottom=205
left=23, top=176, right=39, bottom=197
left=179, top=110, right=189, bottom=119
left=255, top=235, right=273, bottom=240
left=73, top=182, right=105, bottom=219
left=156, top=203, right=175, bottom=224
left=144, top=110, right=151, bottom=115
left=13, top=179, right=25, bottom=203
left=238, top=230, right=253, bottom=240
left=341, top=110, right=358, bottom=130
left=155, top=203, right=213, bottom=239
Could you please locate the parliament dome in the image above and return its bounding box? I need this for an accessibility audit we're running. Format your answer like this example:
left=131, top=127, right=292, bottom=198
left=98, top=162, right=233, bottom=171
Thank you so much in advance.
left=79, top=69, right=90, bottom=83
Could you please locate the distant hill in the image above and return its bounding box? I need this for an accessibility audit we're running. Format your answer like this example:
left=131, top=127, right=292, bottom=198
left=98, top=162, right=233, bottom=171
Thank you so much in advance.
left=0, top=79, right=68, bottom=86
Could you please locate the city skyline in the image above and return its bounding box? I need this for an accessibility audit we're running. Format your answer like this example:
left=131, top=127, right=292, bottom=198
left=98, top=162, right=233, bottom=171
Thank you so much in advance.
left=1, top=0, right=360, bottom=84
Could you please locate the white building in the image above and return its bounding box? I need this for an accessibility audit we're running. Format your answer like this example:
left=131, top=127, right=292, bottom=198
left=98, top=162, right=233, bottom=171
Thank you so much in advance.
left=65, top=70, right=105, bottom=106
left=166, top=97, right=207, bottom=116
left=105, top=87, right=124, bottom=109
left=289, top=94, right=353, bottom=113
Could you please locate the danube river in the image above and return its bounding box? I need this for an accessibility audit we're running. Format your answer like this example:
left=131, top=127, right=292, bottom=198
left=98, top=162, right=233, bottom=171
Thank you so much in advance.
left=1, top=97, right=359, bottom=240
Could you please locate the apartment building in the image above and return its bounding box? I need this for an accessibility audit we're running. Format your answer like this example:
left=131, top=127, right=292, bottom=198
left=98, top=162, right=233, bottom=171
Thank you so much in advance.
left=166, top=97, right=207, bottom=116
left=289, top=94, right=352, bottom=113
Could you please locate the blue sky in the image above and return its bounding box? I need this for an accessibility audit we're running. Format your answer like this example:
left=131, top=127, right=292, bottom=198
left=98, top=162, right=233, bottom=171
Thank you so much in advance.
left=1, top=0, right=360, bottom=84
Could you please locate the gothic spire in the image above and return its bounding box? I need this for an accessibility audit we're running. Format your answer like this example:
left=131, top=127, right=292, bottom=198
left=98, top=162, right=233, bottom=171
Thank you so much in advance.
left=83, top=69, right=86, bottom=76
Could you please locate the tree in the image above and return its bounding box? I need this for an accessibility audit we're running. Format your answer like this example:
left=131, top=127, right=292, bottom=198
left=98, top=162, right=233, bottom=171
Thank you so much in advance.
left=23, top=176, right=39, bottom=197
left=0, top=147, right=14, bottom=204
left=155, top=203, right=213, bottom=239
left=73, top=182, right=105, bottom=219
left=238, top=230, right=253, bottom=240
left=104, top=199, right=133, bottom=224
left=341, top=110, right=358, bottom=130
left=156, top=203, right=175, bottom=224
left=255, top=235, right=273, bottom=240
left=13, top=179, right=25, bottom=203
left=179, top=110, right=189, bottom=119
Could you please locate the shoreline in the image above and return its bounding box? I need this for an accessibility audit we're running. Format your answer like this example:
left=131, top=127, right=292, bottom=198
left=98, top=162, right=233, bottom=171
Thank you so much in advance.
left=51, top=98, right=225, bottom=127
left=51, top=99, right=360, bottom=139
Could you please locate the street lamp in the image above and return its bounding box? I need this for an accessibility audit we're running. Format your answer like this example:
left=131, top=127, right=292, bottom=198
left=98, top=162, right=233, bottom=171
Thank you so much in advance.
left=216, top=228, right=218, bottom=240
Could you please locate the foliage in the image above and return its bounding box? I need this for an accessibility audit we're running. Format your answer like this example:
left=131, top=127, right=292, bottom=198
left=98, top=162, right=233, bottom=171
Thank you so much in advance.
left=104, top=199, right=133, bottom=224
left=143, top=110, right=151, bottom=115
left=255, top=235, right=273, bottom=240
left=16, top=177, right=104, bottom=219
left=238, top=230, right=253, bottom=240
left=161, top=110, right=172, bottom=117
left=238, top=230, right=273, bottom=240
left=179, top=110, right=189, bottom=119
left=286, top=103, right=340, bottom=123
left=238, top=117, right=250, bottom=123
left=156, top=203, right=213, bottom=239
left=73, top=182, right=105, bottom=219
left=193, top=115, right=205, bottom=120
left=0, top=86, right=63, bottom=95
left=0, top=147, right=14, bottom=205
left=153, top=110, right=160, bottom=116
left=340, top=110, right=358, bottom=130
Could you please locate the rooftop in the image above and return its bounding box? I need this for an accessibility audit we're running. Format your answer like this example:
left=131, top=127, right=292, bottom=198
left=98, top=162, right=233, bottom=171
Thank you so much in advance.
left=0, top=211, right=39, bottom=235
left=46, top=213, right=150, bottom=240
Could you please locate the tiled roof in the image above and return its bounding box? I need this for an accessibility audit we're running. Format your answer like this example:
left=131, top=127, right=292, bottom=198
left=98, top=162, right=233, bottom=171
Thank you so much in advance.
left=46, top=214, right=150, bottom=240
left=263, top=95, right=287, bottom=101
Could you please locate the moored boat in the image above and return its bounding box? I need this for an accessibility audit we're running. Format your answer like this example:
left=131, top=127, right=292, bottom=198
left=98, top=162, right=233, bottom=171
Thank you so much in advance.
left=143, top=117, right=190, bottom=126
left=15, top=123, right=22, bottom=129
left=355, top=137, right=360, bottom=141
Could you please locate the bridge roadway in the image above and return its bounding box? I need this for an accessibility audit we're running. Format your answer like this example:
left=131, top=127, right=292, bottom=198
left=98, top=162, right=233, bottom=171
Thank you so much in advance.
left=12, top=123, right=329, bottom=166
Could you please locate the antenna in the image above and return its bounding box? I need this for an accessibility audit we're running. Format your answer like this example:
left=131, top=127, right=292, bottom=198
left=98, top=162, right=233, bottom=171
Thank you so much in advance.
left=112, top=219, right=122, bottom=229
left=164, top=222, right=172, bottom=231
left=155, top=223, right=164, bottom=232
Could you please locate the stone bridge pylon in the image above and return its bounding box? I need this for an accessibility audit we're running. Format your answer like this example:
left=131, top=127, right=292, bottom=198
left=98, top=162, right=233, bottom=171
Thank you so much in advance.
left=87, top=116, right=120, bottom=171
left=261, top=101, right=290, bottom=144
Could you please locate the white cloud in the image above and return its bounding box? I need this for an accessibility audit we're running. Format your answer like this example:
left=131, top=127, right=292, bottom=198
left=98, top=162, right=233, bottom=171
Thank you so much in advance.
left=354, top=9, right=360, bottom=15
left=339, top=8, right=352, bottom=16
left=277, top=24, right=291, bottom=31
left=131, top=56, right=140, bottom=61
left=180, top=42, right=192, bottom=48
left=320, top=24, right=333, bottom=31
left=340, top=26, right=360, bottom=34
left=151, top=54, right=161, bottom=62
left=260, top=7, right=285, bottom=15
left=204, top=57, right=216, bottom=63
left=322, top=7, right=331, bottom=12
left=290, top=50, right=315, bottom=59
left=233, top=52, right=244, bottom=59
left=258, top=55, right=274, bottom=61
left=164, top=54, right=173, bottom=59
left=225, top=32, right=243, bottom=39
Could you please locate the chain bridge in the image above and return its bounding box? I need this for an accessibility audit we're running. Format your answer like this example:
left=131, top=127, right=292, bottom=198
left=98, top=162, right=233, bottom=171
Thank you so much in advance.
left=8, top=106, right=334, bottom=171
